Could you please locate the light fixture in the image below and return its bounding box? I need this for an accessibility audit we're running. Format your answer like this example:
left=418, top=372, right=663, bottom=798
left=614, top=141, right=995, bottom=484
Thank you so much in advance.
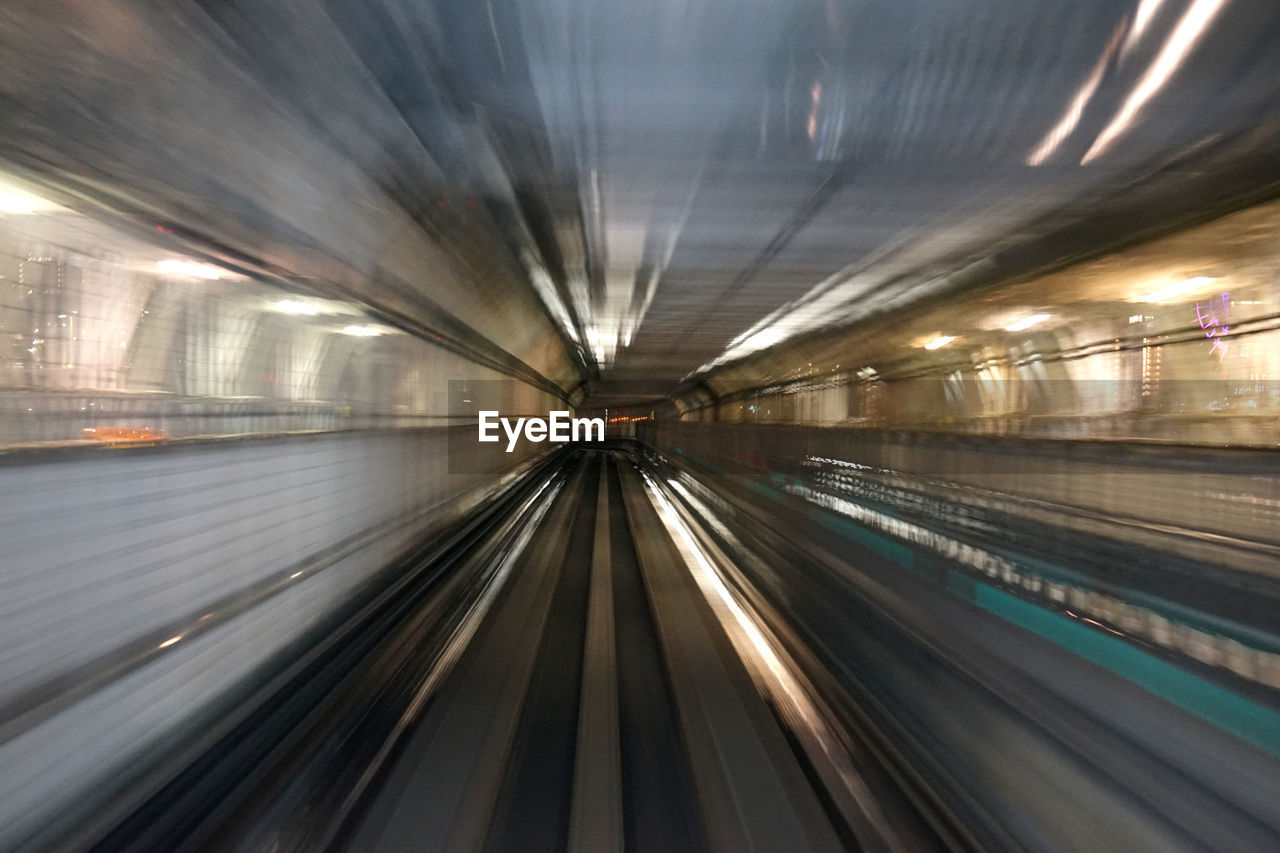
left=156, top=259, right=224, bottom=279
left=1005, top=313, right=1052, bottom=332
left=923, top=335, right=955, bottom=350
left=0, top=192, right=37, bottom=214
left=0, top=177, right=63, bottom=215
left=1082, top=0, right=1229, bottom=164
left=341, top=324, right=384, bottom=337
left=273, top=299, right=320, bottom=315
left=1140, top=276, right=1214, bottom=303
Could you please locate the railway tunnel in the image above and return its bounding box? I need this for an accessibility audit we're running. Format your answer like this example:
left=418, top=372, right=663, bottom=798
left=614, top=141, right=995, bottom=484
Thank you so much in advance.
left=3, top=1, right=1280, bottom=850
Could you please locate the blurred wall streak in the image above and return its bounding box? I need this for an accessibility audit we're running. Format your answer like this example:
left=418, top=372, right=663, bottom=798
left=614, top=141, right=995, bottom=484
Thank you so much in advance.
left=0, top=43, right=574, bottom=842
left=649, top=421, right=1280, bottom=574
left=0, top=3, right=586, bottom=841
left=0, top=152, right=566, bottom=843
left=0, top=426, right=551, bottom=848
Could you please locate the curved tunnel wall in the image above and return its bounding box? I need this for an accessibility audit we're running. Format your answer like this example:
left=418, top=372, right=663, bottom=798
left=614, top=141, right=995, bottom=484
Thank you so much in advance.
left=0, top=184, right=568, bottom=443
left=682, top=196, right=1280, bottom=447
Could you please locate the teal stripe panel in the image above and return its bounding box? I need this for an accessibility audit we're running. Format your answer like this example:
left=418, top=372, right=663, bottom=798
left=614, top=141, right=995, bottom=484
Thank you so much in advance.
left=814, top=511, right=915, bottom=569
left=973, top=582, right=1280, bottom=759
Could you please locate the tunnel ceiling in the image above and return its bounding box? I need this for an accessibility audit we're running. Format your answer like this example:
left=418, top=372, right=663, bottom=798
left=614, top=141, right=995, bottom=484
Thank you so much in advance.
left=5, top=0, right=1280, bottom=408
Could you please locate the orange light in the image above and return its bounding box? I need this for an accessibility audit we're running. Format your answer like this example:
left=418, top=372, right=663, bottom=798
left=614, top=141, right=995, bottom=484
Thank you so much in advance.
left=82, top=426, right=169, bottom=446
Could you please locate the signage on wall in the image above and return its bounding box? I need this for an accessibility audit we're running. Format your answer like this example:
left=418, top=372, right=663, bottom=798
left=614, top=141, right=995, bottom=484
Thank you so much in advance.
left=1194, top=291, right=1231, bottom=360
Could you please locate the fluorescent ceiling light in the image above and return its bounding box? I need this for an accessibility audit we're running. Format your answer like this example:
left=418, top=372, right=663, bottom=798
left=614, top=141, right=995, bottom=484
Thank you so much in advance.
left=0, top=192, right=37, bottom=214
left=0, top=177, right=66, bottom=215
left=1140, top=276, right=1214, bottom=302
left=1005, top=313, right=1052, bottom=332
left=736, top=326, right=787, bottom=353
left=157, top=259, right=224, bottom=279
left=274, top=299, right=320, bottom=315
left=923, top=335, right=955, bottom=350
left=1125, top=0, right=1171, bottom=53
left=1027, top=23, right=1124, bottom=166
left=1082, top=0, right=1230, bottom=163
left=341, top=324, right=385, bottom=337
